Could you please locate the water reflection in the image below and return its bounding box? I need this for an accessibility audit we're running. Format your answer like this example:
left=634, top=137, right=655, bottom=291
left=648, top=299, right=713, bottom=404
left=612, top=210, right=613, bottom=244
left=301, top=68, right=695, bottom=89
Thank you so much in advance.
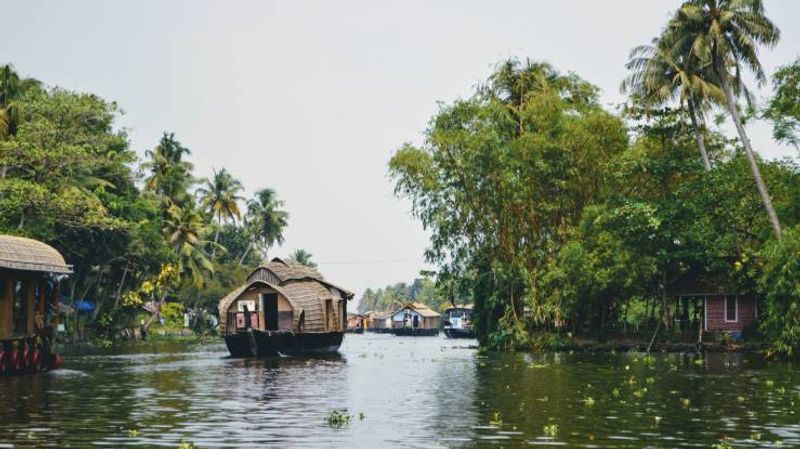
left=0, top=336, right=799, bottom=448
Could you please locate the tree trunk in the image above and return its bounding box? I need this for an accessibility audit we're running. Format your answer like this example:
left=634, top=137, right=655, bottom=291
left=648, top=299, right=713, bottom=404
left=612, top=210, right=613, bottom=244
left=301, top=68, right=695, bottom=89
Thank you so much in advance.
left=661, top=271, right=671, bottom=331
left=212, top=215, right=221, bottom=258
left=687, top=98, right=712, bottom=171
left=238, top=244, right=252, bottom=266
left=112, top=263, right=130, bottom=311
left=715, top=55, right=782, bottom=239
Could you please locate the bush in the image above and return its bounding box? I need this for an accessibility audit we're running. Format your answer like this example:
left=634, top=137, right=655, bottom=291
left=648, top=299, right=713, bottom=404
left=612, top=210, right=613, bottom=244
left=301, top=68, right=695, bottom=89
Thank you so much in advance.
left=757, top=226, right=800, bottom=358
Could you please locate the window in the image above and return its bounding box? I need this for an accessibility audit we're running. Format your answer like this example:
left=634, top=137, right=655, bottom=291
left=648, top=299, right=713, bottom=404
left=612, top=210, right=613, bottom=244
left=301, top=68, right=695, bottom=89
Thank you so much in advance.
left=725, top=295, right=738, bottom=322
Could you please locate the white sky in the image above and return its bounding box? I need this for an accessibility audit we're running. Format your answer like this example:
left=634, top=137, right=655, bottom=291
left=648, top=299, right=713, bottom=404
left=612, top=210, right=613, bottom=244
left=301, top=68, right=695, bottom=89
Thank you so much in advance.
left=2, top=1, right=798, bottom=303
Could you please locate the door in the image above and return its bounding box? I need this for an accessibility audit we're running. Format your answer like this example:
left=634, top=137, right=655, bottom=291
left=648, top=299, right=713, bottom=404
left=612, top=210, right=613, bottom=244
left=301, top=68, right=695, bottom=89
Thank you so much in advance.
left=263, top=293, right=279, bottom=331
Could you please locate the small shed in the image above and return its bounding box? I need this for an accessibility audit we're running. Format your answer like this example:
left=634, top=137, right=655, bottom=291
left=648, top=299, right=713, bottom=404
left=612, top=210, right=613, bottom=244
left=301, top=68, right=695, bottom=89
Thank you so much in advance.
left=218, top=257, right=354, bottom=335
left=390, top=302, right=440, bottom=330
left=672, top=272, right=757, bottom=336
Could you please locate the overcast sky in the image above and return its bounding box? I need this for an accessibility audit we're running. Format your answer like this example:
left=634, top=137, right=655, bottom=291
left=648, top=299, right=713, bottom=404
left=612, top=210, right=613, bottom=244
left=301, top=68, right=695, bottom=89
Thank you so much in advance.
left=2, top=1, right=798, bottom=302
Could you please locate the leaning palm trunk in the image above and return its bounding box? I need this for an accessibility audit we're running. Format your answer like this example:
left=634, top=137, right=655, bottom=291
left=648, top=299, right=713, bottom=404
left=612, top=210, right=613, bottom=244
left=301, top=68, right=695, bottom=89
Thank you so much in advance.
left=714, top=58, right=782, bottom=239
left=687, top=98, right=712, bottom=171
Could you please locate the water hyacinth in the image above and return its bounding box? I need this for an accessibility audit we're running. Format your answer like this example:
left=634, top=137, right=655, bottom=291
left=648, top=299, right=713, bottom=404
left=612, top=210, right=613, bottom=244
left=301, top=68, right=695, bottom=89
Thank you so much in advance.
left=543, top=424, right=559, bottom=437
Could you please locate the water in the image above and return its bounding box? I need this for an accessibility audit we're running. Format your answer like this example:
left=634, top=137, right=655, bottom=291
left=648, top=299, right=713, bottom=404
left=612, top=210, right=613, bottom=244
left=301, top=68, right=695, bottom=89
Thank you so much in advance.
left=1, top=334, right=799, bottom=448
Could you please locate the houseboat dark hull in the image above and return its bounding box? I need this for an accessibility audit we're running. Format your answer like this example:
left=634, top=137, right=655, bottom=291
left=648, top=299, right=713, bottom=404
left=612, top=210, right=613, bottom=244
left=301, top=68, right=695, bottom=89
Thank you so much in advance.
left=443, top=327, right=476, bottom=339
left=346, top=327, right=364, bottom=334
left=0, top=338, right=62, bottom=376
left=367, top=328, right=393, bottom=334
left=224, top=330, right=344, bottom=357
left=392, top=328, right=439, bottom=337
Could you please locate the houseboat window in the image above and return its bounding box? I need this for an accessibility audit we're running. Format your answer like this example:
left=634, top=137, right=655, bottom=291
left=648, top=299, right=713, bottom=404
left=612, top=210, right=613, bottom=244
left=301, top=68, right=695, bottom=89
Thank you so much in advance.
left=725, top=296, right=737, bottom=322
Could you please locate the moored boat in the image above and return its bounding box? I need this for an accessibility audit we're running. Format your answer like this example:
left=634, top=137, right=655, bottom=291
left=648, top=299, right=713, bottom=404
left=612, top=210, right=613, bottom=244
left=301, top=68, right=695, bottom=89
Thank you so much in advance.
left=443, top=305, right=475, bottom=339
left=389, top=302, right=441, bottom=336
left=0, top=235, right=71, bottom=375
left=218, top=257, right=353, bottom=357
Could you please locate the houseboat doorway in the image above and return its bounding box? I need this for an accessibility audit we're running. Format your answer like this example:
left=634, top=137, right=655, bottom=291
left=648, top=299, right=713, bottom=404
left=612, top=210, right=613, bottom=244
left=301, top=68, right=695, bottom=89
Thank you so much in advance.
left=263, top=293, right=279, bottom=331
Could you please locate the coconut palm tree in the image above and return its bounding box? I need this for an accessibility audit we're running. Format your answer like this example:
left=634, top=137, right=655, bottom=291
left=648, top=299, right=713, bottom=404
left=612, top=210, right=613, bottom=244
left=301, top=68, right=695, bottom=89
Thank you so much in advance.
left=290, top=248, right=317, bottom=268
left=163, top=202, right=219, bottom=287
left=622, top=38, right=725, bottom=170
left=143, top=132, right=194, bottom=207
left=664, top=0, right=782, bottom=237
left=244, top=188, right=289, bottom=263
left=197, top=168, right=244, bottom=257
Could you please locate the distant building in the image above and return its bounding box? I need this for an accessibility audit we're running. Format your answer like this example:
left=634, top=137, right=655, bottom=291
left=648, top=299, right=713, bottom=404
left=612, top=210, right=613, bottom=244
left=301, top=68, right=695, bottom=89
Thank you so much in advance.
left=672, top=272, right=757, bottom=341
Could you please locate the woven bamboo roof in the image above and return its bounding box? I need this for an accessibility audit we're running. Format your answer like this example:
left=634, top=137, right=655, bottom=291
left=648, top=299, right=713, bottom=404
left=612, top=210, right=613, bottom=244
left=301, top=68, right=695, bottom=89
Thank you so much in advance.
left=248, top=257, right=354, bottom=298
left=392, top=302, right=441, bottom=318
left=0, top=235, right=72, bottom=274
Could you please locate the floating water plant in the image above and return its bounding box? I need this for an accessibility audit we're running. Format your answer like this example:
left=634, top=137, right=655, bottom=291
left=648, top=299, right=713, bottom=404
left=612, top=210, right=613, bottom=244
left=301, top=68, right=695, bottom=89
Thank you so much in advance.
left=750, top=432, right=762, bottom=441
left=179, top=442, right=197, bottom=449
left=543, top=424, right=559, bottom=437
left=737, top=396, right=746, bottom=404
left=646, top=376, right=655, bottom=384
left=712, top=437, right=733, bottom=449
left=325, top=409, right=352, bottom=428
left=765, top=379, right=775, bottom=388
left=128, top=429, right=141, bottom=438
left=583, top=397, right=595, bottom=407
left=653, top=416, right=662, bottom=424
left=681, top=398, right=691, bottom=408
left=633, top=388, right=647, bottom=399
left=612, top=388, right=621, bottom=398
left=489, top=411, right=503, bottom=426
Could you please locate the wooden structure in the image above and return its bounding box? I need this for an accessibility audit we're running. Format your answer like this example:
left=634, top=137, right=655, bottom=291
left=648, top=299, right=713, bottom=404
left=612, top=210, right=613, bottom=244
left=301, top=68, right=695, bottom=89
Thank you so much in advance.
left=218, top=257, right=354, bottom=356
left=390, top=302, right=440, bottom=336
left=0, top=235, right=71, bottom=375
left=443, top=305, right=475, bottom=339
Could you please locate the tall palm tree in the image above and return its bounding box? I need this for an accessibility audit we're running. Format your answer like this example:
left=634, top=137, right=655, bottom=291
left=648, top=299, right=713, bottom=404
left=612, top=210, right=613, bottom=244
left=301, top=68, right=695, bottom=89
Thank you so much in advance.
left=665, top=0, right=782, bottom=237
left=290, top=248, right=317, bottom=268
left=244, top=188, right=289, bottom=263
left=622, top=38, right=725, bottom=170
left=143, top=132, right=194, bottom=207
left=163, top=202, right=219, bottom=287
left=197, top=168, right=244, bottom=257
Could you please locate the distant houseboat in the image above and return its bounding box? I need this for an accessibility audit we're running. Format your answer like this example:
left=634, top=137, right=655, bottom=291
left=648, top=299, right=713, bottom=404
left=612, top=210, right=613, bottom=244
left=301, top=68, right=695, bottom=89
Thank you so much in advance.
left=391, top=302, right=440, bottom=336
left=0, top=235, right=70, bottom=375
left=443, top=305, right=475, bottom=339
left=218, top=258, right=354, bottom=357
left=346, top=313, right=365, bottom=333
left=364, top=310, right=392, bottom=333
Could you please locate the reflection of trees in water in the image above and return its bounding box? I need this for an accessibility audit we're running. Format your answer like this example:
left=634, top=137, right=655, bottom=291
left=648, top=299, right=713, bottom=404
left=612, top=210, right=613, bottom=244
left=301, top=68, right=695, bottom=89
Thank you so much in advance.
left=427, top=347, right=480, bottom=445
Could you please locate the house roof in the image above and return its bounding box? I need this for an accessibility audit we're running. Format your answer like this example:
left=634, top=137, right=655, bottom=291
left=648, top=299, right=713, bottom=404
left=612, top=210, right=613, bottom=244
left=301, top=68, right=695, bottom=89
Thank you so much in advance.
left=0, top=235, right=72, bottom=274
left=392, top=302, right=441, bottom=318
left=248, top=257, right=354, bottom=298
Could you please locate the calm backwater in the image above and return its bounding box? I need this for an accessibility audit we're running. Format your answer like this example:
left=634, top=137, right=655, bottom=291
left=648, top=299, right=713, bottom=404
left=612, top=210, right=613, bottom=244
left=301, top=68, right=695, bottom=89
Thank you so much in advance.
left=1, top=334, right=799, bottom=448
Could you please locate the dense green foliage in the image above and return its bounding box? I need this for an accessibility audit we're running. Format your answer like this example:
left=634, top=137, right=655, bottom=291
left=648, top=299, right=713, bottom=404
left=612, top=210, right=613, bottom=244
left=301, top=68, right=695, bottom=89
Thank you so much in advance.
left=0, top=65, right=292, bottom=339
left=391, top=49, right=800, bottom=354
left=763, top=58, right=800, bottom=148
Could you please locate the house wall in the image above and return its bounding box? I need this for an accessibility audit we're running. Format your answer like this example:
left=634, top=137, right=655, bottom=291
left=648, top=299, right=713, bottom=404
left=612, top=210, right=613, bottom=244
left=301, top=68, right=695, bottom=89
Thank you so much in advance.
left=228, top=288, right=293, bottom=332
left=705, top=295, right=756, bottom=332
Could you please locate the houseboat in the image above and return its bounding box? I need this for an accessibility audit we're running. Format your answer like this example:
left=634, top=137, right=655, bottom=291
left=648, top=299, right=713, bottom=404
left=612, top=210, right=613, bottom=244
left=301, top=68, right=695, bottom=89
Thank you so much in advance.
left=443, top=305, right=475, bottom=339
left=0, top=235, right=70, bottom=375
left=364, top=310, right=392, bottom=333
left=390, top=302, right=440, bottom=336
left=218, top=257, right=354, bottom=357
left=346, top=313, right=365, bottom=334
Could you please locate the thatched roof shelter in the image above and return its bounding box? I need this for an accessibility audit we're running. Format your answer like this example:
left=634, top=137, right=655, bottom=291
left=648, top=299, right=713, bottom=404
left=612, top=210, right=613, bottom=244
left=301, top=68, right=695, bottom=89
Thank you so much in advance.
left=218, top=257, right=353, bottom=334
left=0, top=235, right=72, bottom=274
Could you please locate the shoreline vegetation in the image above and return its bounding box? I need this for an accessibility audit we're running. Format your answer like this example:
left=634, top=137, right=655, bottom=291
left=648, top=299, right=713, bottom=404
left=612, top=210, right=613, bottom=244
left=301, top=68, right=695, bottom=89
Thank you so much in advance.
left=2, top=1, right=799, bottom=359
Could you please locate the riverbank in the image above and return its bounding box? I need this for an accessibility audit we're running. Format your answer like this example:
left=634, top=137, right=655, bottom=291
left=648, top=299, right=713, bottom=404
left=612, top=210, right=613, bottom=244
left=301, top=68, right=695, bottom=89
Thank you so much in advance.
left=527, top=334, right=772, bottom=354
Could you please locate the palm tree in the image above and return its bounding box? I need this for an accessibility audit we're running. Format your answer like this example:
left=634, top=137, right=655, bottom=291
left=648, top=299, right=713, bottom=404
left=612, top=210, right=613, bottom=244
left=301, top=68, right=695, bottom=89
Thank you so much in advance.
left=622, top=38, right=725, bottom=170
left=243, top=188, right=289, bottom=263
left=143, top=132, right=194, bottom=207
left=163, top=202, right=219, bottom=287
left=197, top=168, right=244, bottom=257
left=665, top=0, right=782, bottom=237
left=290, top=248, right=317, bottom=268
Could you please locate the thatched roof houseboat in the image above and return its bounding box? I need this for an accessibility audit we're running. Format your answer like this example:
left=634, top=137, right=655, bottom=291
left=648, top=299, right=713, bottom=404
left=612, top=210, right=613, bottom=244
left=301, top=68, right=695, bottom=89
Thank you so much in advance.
left=0, top=235, right=71, bottom=375
left=390, top=302, right=440, bottom=336
left=218, top=257, right=354, bottom=356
